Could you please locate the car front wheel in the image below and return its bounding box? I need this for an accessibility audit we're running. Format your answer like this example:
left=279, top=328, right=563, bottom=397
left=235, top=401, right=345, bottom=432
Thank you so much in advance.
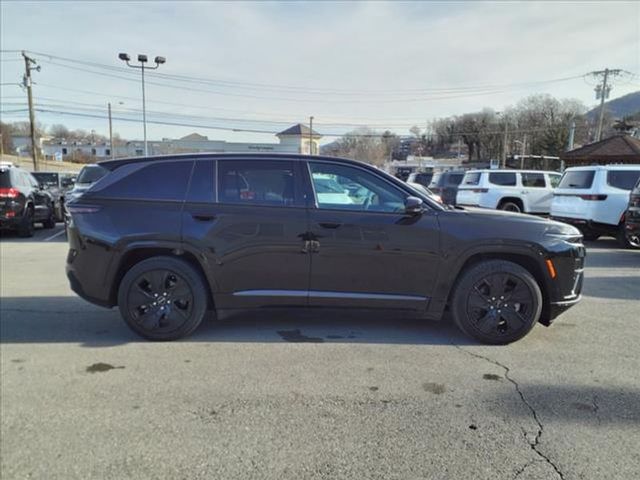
left=118, top=256, right=208, bottom=341
left=451, top=260, right=542, bottom=344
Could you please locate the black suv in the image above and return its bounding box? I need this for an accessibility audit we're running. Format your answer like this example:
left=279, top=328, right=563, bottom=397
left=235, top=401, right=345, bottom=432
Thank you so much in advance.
left=428, top=170, right=465, bottom=205
left=624, top=177, right=640, bottom=248
left=66, top=154, right=585, bottom=344
left=1, top=164, right=56, bottom=236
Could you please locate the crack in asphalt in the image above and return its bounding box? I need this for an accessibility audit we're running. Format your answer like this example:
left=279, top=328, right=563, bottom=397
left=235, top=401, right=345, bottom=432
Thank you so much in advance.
left=454, top=346, right=565, bottom=480
left=513, top=459, right=539, bottom=479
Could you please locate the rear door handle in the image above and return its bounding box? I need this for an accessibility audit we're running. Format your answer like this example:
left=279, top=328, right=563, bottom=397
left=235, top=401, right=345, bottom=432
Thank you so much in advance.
left=318, top=222, right=342, bottom=229
left=191, top=213, right=216, bottom=222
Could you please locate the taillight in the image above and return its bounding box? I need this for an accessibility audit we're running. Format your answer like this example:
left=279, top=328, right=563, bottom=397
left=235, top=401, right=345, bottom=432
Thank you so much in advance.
left=67, top=204, right=101, bottom=214
left=472, top=188, right=489, bottom=193
left=579, top=195, right=607, bottom=201
left=0, top=188, right=19, bottom=198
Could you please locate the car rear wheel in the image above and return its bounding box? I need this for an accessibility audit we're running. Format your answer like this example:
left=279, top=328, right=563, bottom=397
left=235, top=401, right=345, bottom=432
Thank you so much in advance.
left=42, top=209, right=56, bottom=229
left=17, top=207, right=34, bottom=238
left=118, top=256, right=208, bottom=341
left=451, top=260, right=542, bottom=344
left=499, top=201, right=522, bottom=213
left=618, top=226, right=640, bottom=249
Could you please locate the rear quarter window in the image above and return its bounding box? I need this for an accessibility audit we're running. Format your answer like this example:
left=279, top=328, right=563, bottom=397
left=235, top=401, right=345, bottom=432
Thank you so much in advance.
left=488, top=172, right=517, bottom=186
left=607, top=170, right=640, bottom=191
left=447, top=173, right=464, bottom=186
left=96, top=161, right=194, bottom=201
left=462, top=172, right=481, bottom=185
left=558, top=170, right=595, bottom=189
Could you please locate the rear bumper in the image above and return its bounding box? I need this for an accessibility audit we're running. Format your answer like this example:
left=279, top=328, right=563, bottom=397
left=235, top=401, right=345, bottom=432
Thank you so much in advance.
left=66, top=268, right=113, bottom=308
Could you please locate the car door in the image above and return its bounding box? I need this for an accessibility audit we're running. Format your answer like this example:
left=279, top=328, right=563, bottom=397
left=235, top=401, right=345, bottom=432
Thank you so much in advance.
left=305, top=160, right=441, bottom=311
left=521, top=172, right=550, bottom=213
left=181, top=158, right=311, bottom=309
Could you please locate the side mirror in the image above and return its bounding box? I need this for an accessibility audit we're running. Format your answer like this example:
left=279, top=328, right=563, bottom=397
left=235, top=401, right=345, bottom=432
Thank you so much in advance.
left=405, top=196, right=423, bottom=215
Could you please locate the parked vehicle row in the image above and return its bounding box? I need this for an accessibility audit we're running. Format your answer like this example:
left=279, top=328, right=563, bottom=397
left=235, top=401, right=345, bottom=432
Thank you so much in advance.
left=66, top=153, right=585, bottom=345
left=624, top=178, right=640, bottom=248
left=32, top=171, right=76, bottom=221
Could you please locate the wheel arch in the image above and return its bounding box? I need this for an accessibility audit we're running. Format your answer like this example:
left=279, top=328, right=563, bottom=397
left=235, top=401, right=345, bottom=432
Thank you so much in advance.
left=109, top=245, right=215, bottom=309
left=428, top=244, right=551, bottom=323
left=498, top=196, right=526, bottom=212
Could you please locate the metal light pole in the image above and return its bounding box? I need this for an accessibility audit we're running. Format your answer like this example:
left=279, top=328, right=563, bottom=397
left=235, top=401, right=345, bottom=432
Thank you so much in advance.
left=118, top=53, right=166, bottom=156
left=309, top=116, right=314, bottom=155
left=108, top=102, right=114, bottom=159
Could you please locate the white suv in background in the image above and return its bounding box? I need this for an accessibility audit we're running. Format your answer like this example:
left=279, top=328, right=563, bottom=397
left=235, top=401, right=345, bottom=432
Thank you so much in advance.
left=550, top=165, right=640, bottom=246
left=456, top=169, right=561, bottom=214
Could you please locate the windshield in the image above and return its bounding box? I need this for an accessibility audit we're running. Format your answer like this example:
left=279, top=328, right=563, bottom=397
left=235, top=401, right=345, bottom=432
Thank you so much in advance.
left=76, top=165, right=108, bottom=184
left=32, top=172, right=59, bottom=187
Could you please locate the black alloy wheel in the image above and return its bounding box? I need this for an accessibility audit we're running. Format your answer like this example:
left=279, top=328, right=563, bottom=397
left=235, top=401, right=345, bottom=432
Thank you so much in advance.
left=451, top=260, right=542, bottom=344
left=500, top=201, right=522, bottom=213
left=118, top=257, right=208, bottom=340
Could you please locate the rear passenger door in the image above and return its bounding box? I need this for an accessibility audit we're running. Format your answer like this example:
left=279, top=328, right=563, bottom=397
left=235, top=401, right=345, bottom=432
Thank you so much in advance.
left=181, top=159, right=311, bottom=309
left=521, top=172, right=550, bottom=213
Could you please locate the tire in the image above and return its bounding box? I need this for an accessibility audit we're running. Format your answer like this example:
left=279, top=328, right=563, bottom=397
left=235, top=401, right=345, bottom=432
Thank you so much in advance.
left=42, top=209, right=56, bottom=229
left=17, top=207, right=35, bottom=238
left=499, top=200, right=522, bottom=213
left=581, top=231, right=600, bottom=242
left=118, top=256, right=208, bottom=341
left=451, top=260, right=543, bottom=344
left=617, top=226, right=640, bottom=249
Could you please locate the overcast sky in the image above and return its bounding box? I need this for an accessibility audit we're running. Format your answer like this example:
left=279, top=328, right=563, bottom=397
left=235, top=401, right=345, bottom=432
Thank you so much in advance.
left=1, top=1, right=639, bottom=144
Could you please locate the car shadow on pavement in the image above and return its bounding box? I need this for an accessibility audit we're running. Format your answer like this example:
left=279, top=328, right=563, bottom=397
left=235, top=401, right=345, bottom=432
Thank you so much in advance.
left=0, top=296, right=475, bottom=347
left=584, top=242, right=640, bottom=269
left=490, top=384, right=640, bottom=425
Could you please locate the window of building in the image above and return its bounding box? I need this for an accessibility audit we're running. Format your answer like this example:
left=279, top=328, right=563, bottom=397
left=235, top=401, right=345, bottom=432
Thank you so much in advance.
left=62, top=148, right=68, bottom=155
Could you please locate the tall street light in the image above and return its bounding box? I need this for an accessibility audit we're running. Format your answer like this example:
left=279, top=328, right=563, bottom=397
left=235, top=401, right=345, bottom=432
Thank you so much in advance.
left=118, top=53, right=166, bottom=156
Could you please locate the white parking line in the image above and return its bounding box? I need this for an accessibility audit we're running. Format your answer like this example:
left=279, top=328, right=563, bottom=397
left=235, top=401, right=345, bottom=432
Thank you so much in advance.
left=43, top=228, right=66, bottom=242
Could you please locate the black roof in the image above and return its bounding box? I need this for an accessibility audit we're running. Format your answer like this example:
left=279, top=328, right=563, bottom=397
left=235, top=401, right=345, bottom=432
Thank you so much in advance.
left=277, top=123, right=321, bottom=137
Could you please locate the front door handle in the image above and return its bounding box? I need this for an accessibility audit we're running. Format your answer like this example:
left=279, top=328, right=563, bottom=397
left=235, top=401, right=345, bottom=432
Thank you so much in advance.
left=318, top=222, right=342, bottom=229
left=191, top=213, right=216, bottom=222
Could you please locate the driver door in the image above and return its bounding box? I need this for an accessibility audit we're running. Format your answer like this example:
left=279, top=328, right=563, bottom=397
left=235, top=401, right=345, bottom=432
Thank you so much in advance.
left=305, top=161, right=441, bottom=311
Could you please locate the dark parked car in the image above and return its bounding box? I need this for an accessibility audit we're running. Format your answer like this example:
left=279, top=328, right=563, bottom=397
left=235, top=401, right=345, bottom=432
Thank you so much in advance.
left=624, top=177, right=640, bottom=248
left=428, top=170, right=465, bottom=205
left=1, top=164, right=56, bottom=236
left=406, top=171, right=434, bottom=188
left=66, top=154, right=585, bottom=344
left=32, top=171, right=76, bottom=221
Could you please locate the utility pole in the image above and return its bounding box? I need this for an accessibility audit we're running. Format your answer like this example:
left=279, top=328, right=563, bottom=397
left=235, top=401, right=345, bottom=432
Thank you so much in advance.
left=520, top=134, right=526, bottom=169
left=590, top=68, right=623, bottom=142
left=567, top=120, right=576, bottom=151
left=22, top=51, right=39, bottom=171
left=309, top=116, right=314, bottom=155
left=502, top=119, right=509, bottom=168
left=108, top=103, right=114, bottom=159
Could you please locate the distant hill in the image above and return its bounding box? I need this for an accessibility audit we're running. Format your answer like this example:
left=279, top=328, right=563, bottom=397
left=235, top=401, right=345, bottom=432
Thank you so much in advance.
left=587, top=90, right=640, bottom=120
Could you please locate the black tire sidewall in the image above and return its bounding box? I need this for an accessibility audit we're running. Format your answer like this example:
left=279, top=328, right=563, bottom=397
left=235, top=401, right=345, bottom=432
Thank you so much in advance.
left=500, top=202, right=521, bottom=213
left=451, top=260, right=543, bottom=344
left=18, top=207, right=34, bottom=237
left=117, top=256, right=208, bottom=341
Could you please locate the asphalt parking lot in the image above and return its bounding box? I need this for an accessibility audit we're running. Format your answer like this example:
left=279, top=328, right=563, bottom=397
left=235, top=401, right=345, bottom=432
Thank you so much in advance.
left=1, top=225, right=639, bottom=480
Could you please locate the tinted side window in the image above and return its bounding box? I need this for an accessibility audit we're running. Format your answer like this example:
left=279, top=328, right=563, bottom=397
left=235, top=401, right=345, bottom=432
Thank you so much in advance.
left=310, top=162, right=406, bottom=213
left=489, top=172, right=517, bottom=186
left=218, top=160, right=297, bottom=207
left=607, top=170, right=640, bottom=191
left=558, top=170, right=595, bottom=189
left=462, top=172, right=481, bottom=185
left=447, top=173, right=464, bottom=185
left=100, top=161, right=193, bottom=201
left=521, top=173, right=545, bottom=188
left=186, top=160, right=216, bottom=203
